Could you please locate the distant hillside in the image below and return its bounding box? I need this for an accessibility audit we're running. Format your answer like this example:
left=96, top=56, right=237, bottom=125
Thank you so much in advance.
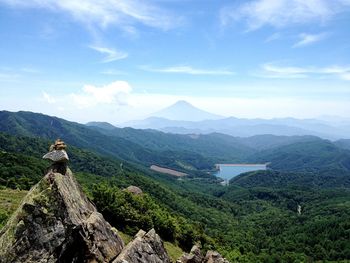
left=248, top=140, right=350, bottom=173
left=230, top=170, right=350, bottom=188
left=86, top=121, right=117, bottom=130
left=236, top=134, right=321, bottom=150
left=335, top=139, right=350, bottom=150
left=88, top=126, right=254, bottom=162
left=0, top=111, right=215, bottom=173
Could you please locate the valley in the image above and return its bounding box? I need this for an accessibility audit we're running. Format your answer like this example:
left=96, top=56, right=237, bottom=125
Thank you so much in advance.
left=0, top=110, right=350, bottom=262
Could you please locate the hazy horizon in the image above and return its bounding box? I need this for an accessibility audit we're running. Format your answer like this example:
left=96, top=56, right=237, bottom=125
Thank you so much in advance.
left=0, top=0, right=349, bottom=123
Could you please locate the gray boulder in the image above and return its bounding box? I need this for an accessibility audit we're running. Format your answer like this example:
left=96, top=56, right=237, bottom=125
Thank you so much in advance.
left=113, top=229, right=171, bottom=263
left=204, top=251, right=230, bottom=263
left=177, top=245, right=203, bottom=263
left=124, top=185, right=143, bottom=195
left=0, top=168, right=124, bottom=263
left=177, top=246, right=230, bottom=263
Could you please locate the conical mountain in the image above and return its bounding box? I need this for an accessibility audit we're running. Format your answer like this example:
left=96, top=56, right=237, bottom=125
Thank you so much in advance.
left=152, top=100, right=223, bottom=121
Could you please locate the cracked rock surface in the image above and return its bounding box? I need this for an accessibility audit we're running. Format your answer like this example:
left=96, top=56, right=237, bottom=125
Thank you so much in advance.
left=113, top=229, right=171, bottom=263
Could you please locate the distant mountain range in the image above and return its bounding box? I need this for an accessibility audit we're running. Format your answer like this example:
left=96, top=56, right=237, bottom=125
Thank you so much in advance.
left=122, top=100, right=350, bottom=140
left=151, top=100, right=223, bottom=121
left=2, top=110, right=350, bottom=176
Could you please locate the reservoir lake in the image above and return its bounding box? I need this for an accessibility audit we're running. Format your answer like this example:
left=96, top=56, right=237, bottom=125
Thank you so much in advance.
left=215, top=164, right=267, bottom=181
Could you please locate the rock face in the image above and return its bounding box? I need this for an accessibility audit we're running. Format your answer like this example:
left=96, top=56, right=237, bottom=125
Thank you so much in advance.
left=113, top=229, right=171, bottom=263
left=177, top=246, right=230, bottom=263
left=0, top=168, right=124, bottom=263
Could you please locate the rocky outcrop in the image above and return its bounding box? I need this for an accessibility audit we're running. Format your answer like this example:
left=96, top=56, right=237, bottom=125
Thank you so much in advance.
left=124, top=185, right=143, bottom=195
left=177, top=245, right=203, bottom=263
left=204, top=251, right=230, bottom=263
left=0, top=168, right=124, bottom=263
left=113, top=229, right=171, bottom=263
left=177, top=246, right=230, bottom=263
left=0, top=140, right=180, bottom=263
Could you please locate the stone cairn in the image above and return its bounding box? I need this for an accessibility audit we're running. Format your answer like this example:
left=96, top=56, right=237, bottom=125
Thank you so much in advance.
left=42, top=139, right=69, bottom=175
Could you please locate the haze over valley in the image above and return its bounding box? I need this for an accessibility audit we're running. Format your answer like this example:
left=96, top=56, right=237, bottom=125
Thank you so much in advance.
left=121, top=100, right=350, bottom=140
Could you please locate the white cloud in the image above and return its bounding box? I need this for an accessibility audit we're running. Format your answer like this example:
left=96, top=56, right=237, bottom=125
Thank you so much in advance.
left=293, top=32, right=328, bottom=47
left=70, top=81, right=132, bottom=108
left=89, top=46, right=128, bottom=63
left=42, top=91, right=56, bottom=104
left=0, top=0, right=180, bottom=31
left=141, top=65, right=235, bottom=75
left=258, top=62, right=350, bottom=80
left=221, top=0, right=350, bottom=30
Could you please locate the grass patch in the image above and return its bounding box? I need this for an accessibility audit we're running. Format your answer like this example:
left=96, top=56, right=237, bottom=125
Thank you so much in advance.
left=118, top=230, right=133, bottom=245
left=164, top=241, right=184, bottom=262
left=0, top=188, right=27, bottom=229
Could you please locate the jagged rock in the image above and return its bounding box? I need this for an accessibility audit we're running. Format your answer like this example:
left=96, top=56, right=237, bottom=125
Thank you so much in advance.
left=0, top=168, right=124, bottom=263
left=204, top=251, right=229, bottom=263
left=176, top=245, right=203, bottom=263
left=124, top=185, right=143, bottom=195
left=113, top=229, right=171, bottom=263
left=177, top=247, right=230, bottom=263
left=43, top=149, right=69, bottom=163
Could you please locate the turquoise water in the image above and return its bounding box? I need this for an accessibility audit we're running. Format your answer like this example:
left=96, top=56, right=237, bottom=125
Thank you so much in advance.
left=215, top=164, right=267, bottom=181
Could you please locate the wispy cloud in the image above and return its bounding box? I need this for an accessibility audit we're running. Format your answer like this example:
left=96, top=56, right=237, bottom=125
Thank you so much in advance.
left=101, top=69, right=127, bottom=75
left=221, top=0, right=350, bottom=30
left=0, top=0, right=181, bottom=31
left=89, top=46, right=128, bottom=63
left=258, top=62, right=350, bottom=80
left=141, top=65, right=235, bottom=75
left=42, top=91, right=56, bottom=104
left=70, top=81, right=132, bottom=108
left=264, top=32, right=281, bottom=43
left=0, top=66, right=40, bottom=82
left=293, top=32, right=328, bottom=47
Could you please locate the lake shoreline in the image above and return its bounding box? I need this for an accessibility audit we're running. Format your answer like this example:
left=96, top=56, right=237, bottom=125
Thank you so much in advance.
left=214, top=163, right=268, bottom=181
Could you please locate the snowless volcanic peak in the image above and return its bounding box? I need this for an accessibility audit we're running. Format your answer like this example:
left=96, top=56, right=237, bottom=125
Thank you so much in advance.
left=153, top=100, right=223, bottom=121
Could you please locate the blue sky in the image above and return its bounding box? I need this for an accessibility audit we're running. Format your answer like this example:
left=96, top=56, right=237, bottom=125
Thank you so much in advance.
left=0, top=0, right=349, bottom=123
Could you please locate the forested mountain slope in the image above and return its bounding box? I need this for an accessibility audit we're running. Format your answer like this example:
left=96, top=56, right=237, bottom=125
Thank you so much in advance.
left=0, top=111, right=217, bottom=173
left=249, top=139, right=350, bottom=173
left=1, top=130, right=350, bottom=261
left=230, top=170, right=350, bottom=188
